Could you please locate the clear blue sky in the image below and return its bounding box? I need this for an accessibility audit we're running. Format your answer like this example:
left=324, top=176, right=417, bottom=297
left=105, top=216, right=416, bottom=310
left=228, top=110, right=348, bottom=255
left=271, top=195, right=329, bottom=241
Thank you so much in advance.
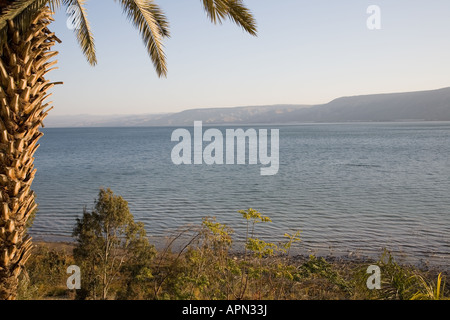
left=48, top=0, right=450, bottom=116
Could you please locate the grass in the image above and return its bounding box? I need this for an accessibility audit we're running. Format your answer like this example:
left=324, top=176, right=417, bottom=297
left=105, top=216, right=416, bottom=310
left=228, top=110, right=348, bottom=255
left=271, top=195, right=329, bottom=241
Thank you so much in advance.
left=18, top=241, right=448, bottom=300
left=17, top=209, right=448, bottom=300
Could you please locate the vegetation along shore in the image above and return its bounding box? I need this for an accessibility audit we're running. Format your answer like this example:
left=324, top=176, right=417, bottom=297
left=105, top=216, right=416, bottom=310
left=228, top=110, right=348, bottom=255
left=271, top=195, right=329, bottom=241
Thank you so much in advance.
left=18, top=189, right=449, bottom=300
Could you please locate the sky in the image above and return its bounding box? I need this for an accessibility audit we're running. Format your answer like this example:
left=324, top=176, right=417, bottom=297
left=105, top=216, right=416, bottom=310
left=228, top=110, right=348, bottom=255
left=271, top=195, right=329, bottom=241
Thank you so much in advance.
left=47, top=0, right=450, bottom=116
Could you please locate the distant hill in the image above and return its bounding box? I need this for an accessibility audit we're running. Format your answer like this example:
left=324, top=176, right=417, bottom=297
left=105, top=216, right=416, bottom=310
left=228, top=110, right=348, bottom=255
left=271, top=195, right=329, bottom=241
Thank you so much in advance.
left=292, top=87, right=450, bottom=123
left=45, top=87, right=450, bottom=127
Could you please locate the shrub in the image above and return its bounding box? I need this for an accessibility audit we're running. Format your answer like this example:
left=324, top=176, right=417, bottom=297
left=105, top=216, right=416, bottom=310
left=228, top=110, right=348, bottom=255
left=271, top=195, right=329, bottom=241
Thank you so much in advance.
left=72, top=188, right=155, bottom=300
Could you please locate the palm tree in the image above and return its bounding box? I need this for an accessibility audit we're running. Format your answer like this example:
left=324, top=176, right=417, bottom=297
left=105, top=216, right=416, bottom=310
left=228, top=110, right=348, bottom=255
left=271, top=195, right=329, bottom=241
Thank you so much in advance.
left=0, top=0, right=257, bottom=300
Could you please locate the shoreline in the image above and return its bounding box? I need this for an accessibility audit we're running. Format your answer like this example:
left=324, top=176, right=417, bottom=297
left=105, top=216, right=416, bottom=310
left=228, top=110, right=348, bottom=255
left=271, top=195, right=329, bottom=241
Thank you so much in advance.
left=22, top=240, right=448, bottom=300
left=32, top=240, right=449, bottom=275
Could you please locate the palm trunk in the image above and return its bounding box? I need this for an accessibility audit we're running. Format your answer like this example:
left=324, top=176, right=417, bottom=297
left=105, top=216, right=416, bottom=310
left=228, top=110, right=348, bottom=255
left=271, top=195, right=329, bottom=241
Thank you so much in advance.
left=0, top=6, right=59, bottom=300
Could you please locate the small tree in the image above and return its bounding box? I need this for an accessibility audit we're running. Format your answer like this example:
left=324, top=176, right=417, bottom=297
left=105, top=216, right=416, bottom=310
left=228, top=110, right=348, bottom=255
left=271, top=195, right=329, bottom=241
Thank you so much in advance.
left=72, top=188, right=155, bottom=300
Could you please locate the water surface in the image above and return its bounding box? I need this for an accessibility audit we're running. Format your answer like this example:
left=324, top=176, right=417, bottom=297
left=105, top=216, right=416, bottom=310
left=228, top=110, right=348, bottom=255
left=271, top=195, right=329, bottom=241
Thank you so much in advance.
left=30, top=122, right=450, bottom=268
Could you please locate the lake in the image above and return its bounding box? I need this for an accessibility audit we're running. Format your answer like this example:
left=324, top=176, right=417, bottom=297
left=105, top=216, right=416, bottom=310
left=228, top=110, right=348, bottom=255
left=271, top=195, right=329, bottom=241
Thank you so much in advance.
left=29, top=122, right=450, bottom=268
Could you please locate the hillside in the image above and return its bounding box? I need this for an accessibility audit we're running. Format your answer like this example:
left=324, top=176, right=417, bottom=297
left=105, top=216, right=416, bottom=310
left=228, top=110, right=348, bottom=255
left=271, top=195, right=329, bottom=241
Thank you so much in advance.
left=45, top=87, right=450, bottom=127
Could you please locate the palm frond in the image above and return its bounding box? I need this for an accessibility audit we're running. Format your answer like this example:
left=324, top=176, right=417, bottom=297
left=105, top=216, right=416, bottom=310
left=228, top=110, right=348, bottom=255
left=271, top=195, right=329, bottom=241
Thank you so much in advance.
left=0, top=0, right=42, bottom=31
left=63, top=0, right=96, bottom=65
left=114, top=0, right=170, bottom=77
left=0, top=0, right=61, bottom=30
left=201, top=0, right=228, bottom=24
left=1, top=0, right=256, bottom=76
left=225, top=0, right=257, bottom=36
left=201, top=0, right=257, bottom=36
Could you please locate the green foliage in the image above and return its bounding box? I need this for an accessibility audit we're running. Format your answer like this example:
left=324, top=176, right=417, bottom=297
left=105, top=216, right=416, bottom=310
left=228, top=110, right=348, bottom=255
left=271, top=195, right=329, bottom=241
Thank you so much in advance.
left=246, top=238, right=277, bottom=258
left=375, top=250, right=420, bottom=300
left=238, top=208, right=271, bottom=225
left=411, top=273, right=448, bottom=300
left=151, top=217, right=235, bottom=300
left=280, top=231, right=302, bottom=256
left=72, top=188, right=155, bottom=300
left=298, top=255, right=352, bottom=295
left=17, top=246, right=74, bottom=300
left=350, top=250, right=449, bottom=300
left=234, top=209, right=305, bottom=299
left=16, top=197, right=448, bottom=300
left=116, top=220, right=157, bottom=300
left=149, top=210, right=302, bottom=300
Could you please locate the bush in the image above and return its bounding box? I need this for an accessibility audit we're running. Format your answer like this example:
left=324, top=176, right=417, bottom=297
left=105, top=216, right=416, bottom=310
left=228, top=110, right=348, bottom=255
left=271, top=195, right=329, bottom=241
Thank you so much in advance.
left=72, top=188, right=155, bottom=300
left=16, top=189, right=448, bottom=301
left=18, top=245, right=74, bottom=300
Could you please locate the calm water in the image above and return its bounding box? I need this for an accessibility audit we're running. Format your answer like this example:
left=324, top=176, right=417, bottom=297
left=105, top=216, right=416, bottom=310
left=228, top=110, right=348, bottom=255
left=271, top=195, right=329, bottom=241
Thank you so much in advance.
left=29, top=122, right=450, bottom=268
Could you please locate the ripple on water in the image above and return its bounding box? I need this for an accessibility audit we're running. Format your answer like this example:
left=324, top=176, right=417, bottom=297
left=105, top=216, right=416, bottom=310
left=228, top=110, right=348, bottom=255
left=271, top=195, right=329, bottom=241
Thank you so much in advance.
left=29, top=123, right=450, bottom=269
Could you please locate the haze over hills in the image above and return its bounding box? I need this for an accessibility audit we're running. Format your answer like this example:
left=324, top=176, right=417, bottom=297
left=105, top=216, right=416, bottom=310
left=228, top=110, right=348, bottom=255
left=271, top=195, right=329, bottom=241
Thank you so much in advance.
left=45, top=87, right=450, bottom=127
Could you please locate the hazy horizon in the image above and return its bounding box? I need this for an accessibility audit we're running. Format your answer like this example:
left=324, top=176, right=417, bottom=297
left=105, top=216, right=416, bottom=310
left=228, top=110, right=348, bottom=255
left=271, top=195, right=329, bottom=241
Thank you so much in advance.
left=51, top=87, right=450, bottom=117
left=46, top=85, right=450, bottom=118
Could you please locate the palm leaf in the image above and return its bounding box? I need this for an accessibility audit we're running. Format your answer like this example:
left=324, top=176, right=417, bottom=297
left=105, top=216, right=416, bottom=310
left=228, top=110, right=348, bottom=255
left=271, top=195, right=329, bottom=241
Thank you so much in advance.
left=63, top=0, right=97, bottom=65
left=225, top=0, right=257, bottom=36
left=114, top=0, right=170, bottom=77
left=1, top=0, right=256, bottom=75
left=0, top=0, right=62, bottom=30
left=0, top=0, right=96, bottom=65
left=0, top=0, right=45, bottom=31
left=201, top=0, right=257, bottom=36
left=201, top=0, right=228, bottom=24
